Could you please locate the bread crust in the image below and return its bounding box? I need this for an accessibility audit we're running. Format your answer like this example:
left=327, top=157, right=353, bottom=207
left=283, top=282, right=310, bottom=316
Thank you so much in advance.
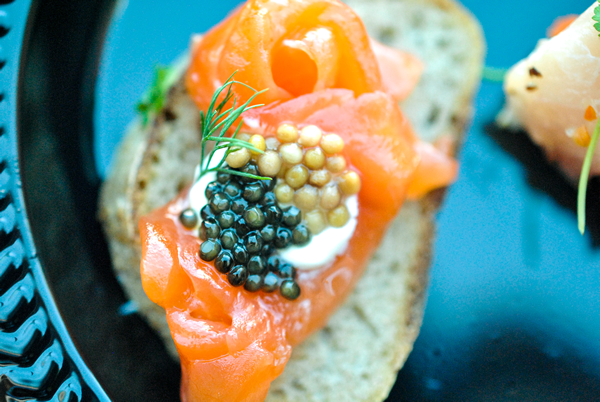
left=98, top=0, right=483, bottom=399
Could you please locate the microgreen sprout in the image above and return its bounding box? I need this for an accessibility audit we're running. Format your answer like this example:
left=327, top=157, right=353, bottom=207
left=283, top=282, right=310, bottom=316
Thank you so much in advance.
left=577, top=6, right=600, bottom=234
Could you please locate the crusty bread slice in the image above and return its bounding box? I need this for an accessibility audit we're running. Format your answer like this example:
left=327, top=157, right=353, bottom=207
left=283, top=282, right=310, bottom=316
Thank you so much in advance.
left=98, top=0, right=484, bottom=400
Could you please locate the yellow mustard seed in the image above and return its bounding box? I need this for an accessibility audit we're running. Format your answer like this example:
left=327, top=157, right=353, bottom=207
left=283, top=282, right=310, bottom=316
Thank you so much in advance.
left=276, top=123, right=299, bottom=143
left=258, top=150, right=282, bottom=177
left=249, top=134, right=266, bottom=155
left=326, top=155, right=346, bottom=173
left=226, top=147, right=251, bottom=168
left=285, top=165, right=309, bottom=189
left=277, top=164, right=288, bottom=179
left=328, top=205, right=350, bottom=228
left=320, top=133, right=344, bottom=155
left=294, top=185, right=318, bottom=211
left=320, top=184, right=341, bottom=210
left=309, top=169, right=331, bottom=187
left=299, top=125, right=322, bottom=147
left=338, top=171, right=361, bottom=195
left=265, top=136, right=280, bottom=150
left=275, top=183, right=294, bottom=203
left=304, top=147, right=326, bottom=170
left=280, top=143, right=304, bottom=165
left=305, top=210, right=327, bottom=234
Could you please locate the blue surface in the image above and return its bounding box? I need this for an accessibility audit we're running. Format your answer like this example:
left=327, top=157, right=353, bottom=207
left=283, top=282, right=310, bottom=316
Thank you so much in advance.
left=95, top=0, right=600, bottom=398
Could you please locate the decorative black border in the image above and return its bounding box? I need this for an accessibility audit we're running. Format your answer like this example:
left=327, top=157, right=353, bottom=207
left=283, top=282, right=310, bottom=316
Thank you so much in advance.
left=0, top=1, right=109, bottom=400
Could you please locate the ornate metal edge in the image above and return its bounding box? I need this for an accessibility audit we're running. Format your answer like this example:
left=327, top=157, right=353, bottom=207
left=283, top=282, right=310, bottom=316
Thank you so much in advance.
left=0, top=1, right=109, bottom=400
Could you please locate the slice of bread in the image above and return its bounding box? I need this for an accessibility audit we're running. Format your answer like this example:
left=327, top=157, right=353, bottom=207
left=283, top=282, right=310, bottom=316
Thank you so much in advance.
left=99, top=0, right=484, bottom=400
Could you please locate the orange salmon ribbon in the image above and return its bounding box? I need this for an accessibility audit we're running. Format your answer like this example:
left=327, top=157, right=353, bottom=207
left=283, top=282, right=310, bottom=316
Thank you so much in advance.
left=142, top=90, right=420, bottom=402
left=142, top=0, right=459, bottom=401
left=185, top=0, right=423, bottom=110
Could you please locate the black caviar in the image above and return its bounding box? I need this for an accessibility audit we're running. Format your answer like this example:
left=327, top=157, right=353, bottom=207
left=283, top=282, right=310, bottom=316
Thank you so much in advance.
left=196, top=161, right=308, bottom=300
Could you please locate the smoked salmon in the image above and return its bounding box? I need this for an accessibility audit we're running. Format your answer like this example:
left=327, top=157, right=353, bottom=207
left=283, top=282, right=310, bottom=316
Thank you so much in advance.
left=140, top=0, right=458, bottom=401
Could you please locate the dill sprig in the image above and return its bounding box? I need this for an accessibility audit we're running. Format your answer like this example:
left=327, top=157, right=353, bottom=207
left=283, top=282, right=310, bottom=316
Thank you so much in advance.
left=577, top=5, right=600, bottom=234
left=198, top=73, right=270, bottom=182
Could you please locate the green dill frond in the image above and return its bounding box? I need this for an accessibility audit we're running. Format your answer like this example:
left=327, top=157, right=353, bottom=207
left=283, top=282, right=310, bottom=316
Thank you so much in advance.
left=197, top=72, right=271, bottom=182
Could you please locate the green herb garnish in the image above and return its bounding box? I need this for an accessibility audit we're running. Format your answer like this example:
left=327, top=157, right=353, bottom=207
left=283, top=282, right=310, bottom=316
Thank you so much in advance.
left=577, top=6, right=600, bottom=234
left=198, top=73, right=270, bottom=182
left=577, top=116, right=600, bottom=235
left=137, top=64, right=180, bottom=127
left=593, top=1, right=600, bottom=36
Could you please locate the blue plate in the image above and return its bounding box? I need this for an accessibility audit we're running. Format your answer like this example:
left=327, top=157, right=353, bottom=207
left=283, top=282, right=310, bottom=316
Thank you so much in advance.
left=3, top=0, right=600, bottom=400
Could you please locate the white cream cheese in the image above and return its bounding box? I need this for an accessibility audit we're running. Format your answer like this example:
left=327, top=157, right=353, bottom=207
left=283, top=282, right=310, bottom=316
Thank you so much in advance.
left=278, top=195, right=357, bottom=270
left=188, top=162, right=358, bottom=271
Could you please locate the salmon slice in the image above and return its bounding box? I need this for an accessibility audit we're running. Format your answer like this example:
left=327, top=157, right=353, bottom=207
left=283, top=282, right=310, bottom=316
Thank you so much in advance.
left=140, top=1, right=458, bottom=401
left=185, top=0, right=423, bottom=112
left=141, top=88, right=457, bottom=401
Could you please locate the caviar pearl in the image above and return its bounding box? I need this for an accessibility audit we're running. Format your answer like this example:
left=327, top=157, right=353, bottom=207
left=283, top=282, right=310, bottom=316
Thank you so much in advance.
left=285, top=165, right=309, bottom=189
left=326, top=155, right=346, bottom=173
left=262, top=272, right=279, bottom=292
left=226, top=147, right=251, bottom=168
left=200, top=204, right=214, bottom=221
left=280, top=279, right=301, bottom=300
left=276, top=123, right=299, bottom=143
left=244, top=232, right=263, bottom=254
left=305, top=210, right=327, bottom=234
left=309, top=169, right=331, bottom=187
left=220, top=229, right=238, bottom=250
left=282, top=206, right=302, bottom=227
left=200, top=240, right=221, bottom=261
left=320, top=133, right=344, bottom=154
left=228, top=265, right=248, bottom=287
left=247, top=255, right=266, bottom=275
left=294, top=185, right=318, bottom=211
left=202, top=217, right=221, bottom=239
left=244, top=206, right=266, bottom=229
left=179, top=208, right=198, bottom=229
left=299, top=125, right=322, bottom=147
left=338, top=170, right=361, bottom=195
left=274, top=183, right=294, bottom=203
left=244, top=275, right=263, bottom=292
left=328, top=204, right=350, bottom=227
left=260, top=225, right=276, bottom=242
left=274, top=227, right=292, bottom=248
left=243, top=182, right=265, bottom=202
left=292, top=224, right=310, bottom=246
left=277, top=263, right=296, bottom=279
left=320, top=184, right=341, bottom=210
left=232, top=243, right=249, bottom=264
left=304, top=147, right=326, bottom=170
left=217, top=211, right=236, bottom=228
left=249, top=134, right=266, bottom=155
left=215, top=251, right=234, bottom=273
left=258, top=150, right=282, bottom=177
left=280, top=143, right=304, bottom=165
left=209, top=193, right=230, bottom=214
left=216, top=171, right=231, bottom=184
